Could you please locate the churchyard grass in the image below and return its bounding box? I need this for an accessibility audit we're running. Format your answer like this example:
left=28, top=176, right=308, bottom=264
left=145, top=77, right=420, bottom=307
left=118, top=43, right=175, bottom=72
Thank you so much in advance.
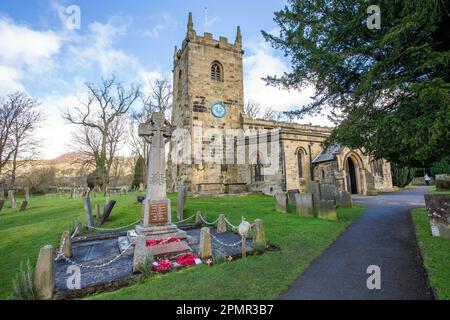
left=430, top=187, right=450, bottom=195
left=412, top=208, right=450, bottom=300
left=0, top=193, right=365, bottom=300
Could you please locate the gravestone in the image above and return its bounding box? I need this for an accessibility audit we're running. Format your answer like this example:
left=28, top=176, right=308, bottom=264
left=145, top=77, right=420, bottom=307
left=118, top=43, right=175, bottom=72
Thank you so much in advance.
left=56, top=231, right=72, bottom=260
left=17, top=200, right=28, bottom=212
left=318, top=200, right=339, bottom=221
left=424, top=194, right=450, bottom=239
left=0, top=199, right=4, bottom=211
left=275, top=192, right=288, bottom=213
left=134, top=112, right=186, bottom=240
left=0, top=185, right=4, bottom=201
left=176, top=183, right=187, bottom=220
left=34, top=245, right=54, bottom=300
left=319, top=183, right=336, bottom=202
left=8, top=190, right=16, bottom=209
left=95, top=203, right=101, bottom=221
left=287, top=189, right=300, bottom=203
left=294, top=193, right=314, bottom=217
left=100, top=200, right=116, bottom=225
left=435, top=174, right=450, bottom=190
left=306, top=181, right=320, bottom=216
left=335, top=189, right=352, bottom=208
left=198, top=227, right=212, bottom=258
left=252, top=219, right=267, bottom=247
left=83, top=195, right=94, bottom=228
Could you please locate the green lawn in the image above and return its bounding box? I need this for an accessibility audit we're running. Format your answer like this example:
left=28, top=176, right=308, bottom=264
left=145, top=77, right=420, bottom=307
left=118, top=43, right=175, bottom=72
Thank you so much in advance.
left=0, top=192, right=365, bottom=300
left=430, top=187, right=450, bottom=195
left=412, top=208, right=450, bottom=300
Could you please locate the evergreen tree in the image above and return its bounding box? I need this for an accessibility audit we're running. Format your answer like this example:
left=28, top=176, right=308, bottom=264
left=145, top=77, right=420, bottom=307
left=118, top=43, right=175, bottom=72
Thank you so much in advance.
left=131, top=156, right=145, bottom=189
left=263, top=0, right=450, bottom=166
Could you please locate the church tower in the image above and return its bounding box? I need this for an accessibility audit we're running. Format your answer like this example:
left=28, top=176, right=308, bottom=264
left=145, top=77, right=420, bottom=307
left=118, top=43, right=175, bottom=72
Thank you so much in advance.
left=169, top=12, right=245, bottom=194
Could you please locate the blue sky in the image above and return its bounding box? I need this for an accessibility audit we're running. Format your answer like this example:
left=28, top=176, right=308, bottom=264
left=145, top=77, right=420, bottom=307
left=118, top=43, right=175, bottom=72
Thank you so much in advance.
left=0, top=0, right=330, bottom=159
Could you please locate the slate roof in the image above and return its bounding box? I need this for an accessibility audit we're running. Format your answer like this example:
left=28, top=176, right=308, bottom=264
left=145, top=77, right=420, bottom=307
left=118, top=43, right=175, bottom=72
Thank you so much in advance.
left=312, top=144, right=343, bottom=164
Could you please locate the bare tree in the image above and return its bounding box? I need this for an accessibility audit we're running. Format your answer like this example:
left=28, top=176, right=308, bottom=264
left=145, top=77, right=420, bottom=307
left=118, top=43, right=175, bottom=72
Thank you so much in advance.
left=128, top=76, right=173, bottom=164
left=0, top=92, right=43, bottom=188
left=63, top=76, right=140, bottom=191
left=244, top=100, right=289, bottom=121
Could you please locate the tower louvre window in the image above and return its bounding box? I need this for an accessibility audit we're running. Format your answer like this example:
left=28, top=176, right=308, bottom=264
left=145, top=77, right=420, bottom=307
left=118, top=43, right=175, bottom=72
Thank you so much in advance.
left=210, top=61, right=223, bottom=81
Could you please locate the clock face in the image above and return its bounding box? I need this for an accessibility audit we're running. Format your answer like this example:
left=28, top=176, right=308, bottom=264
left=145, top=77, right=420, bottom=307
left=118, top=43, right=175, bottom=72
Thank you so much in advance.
left=211, top=102, right=227, bottom=118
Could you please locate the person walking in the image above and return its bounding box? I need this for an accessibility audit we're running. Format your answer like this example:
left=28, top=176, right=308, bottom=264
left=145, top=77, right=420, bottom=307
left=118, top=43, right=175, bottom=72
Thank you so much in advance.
left=424, top=173, right=432, bottom=186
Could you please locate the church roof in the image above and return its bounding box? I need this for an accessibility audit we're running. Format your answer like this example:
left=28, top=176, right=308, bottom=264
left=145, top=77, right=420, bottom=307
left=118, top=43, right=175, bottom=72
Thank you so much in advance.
left=312, top=144, right=343, bottom=164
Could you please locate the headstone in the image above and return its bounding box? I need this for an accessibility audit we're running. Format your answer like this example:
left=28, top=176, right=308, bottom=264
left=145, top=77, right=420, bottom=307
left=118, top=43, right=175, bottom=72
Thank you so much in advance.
left=95, top=203, right=101, bottom=221
left=83, top=196, right=94, bottom=228
left=217, top=214, right=227, bottom=233
left=138, top=182, right=144, bottom=192
left=17, top=200, right=28, bottom=212
left=0, top=185, right=4, bottom=200
left=8, top=190, right=16, bottom=209
left=198, top=227, right=212, bottom=258
left=34, top=245, right=54, bottom=300
left=318, top=200, right=339, bottom=221
left=424, top=194, right=450, bottom=239
left=134, top=112, right=186, bottom=240
left=176, top=184, right=187, bottom=220
left=0, top=199, right=4, bottom=211
left=287, top=189, right=300, bottom=203
left=294, top=193, right=314, bottom=217
left=335, top=189, right=352, bottom=208
left=99, top=200, right=116, bottom=225
left=24, top=186, right=30, bottom=202
left=56, top=231, right=72, bottom=260
left=133, top=235, right=151, bottom=273
left=435, top=174, right=450, bottom=190
left=306, top=181, right=320, bottom=216
left=252, top=219, right=266, bottom=247
left=275, top=192, right=288, bottom=213
left=319, top=183, right=336, bottom=202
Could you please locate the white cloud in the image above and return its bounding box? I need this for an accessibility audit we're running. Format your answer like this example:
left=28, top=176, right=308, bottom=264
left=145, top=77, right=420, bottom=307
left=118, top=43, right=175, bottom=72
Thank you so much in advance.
left=143, top=13, right=177, bottom=39
left=243, top=36, right=333, bottom=126
left=0, top=17, right=62, bottom=94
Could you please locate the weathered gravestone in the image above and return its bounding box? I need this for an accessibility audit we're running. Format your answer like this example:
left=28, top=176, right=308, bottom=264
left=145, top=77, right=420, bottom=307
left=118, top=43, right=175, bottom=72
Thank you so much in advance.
left=318, top=200, right=339, bottom=221
left=95, top=203, right=101, bottom=221
left=0, top=185, right=4, bottom=201
left=287, top=189, right=300, bottom=203
left=34, top=245, right=54, bottom=300
left=176, top=183, right=187, bottom=220
left=294, top=193, right=314, bottom=217
left=306, top=181, right=320, bottom=216
left=17, top=200, right=28, bottom=212
left=0, top=199, right=4, bottom=211
left=424, top=194, right=450, bottom=239
left=99, top=200, right=116, bottom=225
left=335, top=189, right=352, bottom=208
left=83, top=195, right=95, bottom=228
left=319, top=183, right=337, bottom=202
left=8, top=190, right=16, bottom=209
left=198, top=227, right=212, bottom=258
left=275, top=192, right=288, bottom=213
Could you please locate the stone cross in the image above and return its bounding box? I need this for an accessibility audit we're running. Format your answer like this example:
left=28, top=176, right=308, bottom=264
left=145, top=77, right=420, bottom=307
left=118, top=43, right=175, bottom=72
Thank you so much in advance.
left=139, top=112, right=172, bottom=202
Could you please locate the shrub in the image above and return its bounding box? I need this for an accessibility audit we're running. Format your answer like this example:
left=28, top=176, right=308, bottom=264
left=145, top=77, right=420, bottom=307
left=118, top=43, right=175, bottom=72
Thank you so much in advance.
left=11, top=260, right=37, bottom=300
left=391, top=163, right=416, bottom=187
left=212, top=249, right=227, bottom=264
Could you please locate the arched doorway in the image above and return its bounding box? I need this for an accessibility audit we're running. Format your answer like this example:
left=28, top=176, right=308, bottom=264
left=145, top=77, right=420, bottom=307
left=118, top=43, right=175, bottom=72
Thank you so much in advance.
left=346, top=157, right=358, bottom=194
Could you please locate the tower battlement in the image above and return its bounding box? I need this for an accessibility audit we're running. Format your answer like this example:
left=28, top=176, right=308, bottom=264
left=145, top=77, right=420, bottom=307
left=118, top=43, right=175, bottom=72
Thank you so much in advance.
left=174, top=12, right=242, bottom=68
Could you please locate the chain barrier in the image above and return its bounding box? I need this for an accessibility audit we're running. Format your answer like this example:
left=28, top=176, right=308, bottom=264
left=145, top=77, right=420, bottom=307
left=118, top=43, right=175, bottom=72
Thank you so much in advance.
left=86, top=220, right=139, bottom=231
left=70, top=225, right=80, bottom=239
left=199, top=214, right=219, bottom=226
left=210, top=233, right=243, bottom=247
left=57, top=243, right=133, bottom=269
left=175, top=214, right=196, bottom=224
left=224, top=217, right=237, bottom=229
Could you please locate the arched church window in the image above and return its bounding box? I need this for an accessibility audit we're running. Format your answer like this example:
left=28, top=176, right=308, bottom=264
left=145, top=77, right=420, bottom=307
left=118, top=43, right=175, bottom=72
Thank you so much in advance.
left=210, top=61, right=223, bottom=81
left=297, top=149, right=304, bottom=178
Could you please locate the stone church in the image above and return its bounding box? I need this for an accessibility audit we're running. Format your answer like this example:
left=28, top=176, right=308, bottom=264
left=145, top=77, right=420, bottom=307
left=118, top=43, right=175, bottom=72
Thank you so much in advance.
left=167, top=13, right=393, bottom=196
